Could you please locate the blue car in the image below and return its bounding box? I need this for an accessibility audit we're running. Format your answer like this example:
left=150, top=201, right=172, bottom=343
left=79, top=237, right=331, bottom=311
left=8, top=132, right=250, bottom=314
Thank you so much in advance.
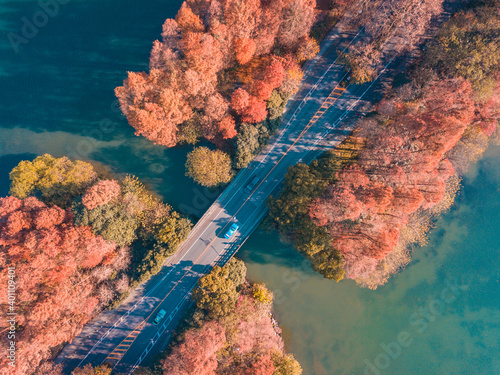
left=153, top=309, right=166, bottom=325
left=224, top=223, right=239, bottom=239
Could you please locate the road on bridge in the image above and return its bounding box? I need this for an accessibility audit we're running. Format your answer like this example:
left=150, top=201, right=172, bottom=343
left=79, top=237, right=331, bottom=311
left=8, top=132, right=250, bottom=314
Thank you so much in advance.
left=55, top=2, right=437, bottom=373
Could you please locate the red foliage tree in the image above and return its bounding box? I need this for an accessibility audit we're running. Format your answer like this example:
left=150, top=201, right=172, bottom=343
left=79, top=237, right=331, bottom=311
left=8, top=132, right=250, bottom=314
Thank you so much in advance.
left=231, top=88, right=251, bottom=115
left=278, top=0, right=316, bottom=50
left=235, top=37, right=257, bottom=65
left=176, top=3, right=205, bottom=34
left=162, top=321, right=226, bottom=375
left=0, top=196, right=118, bottom=374
left=241, top=354, right=275, bottom=375
left=251, top=80, right=274, bottom=101
left=241, top=96, right=268, bottom=123
left=116, top=0, right=319, bottom=148
left=218, top=116, right=238, bottom=139
left=262, top=59, right=286, bottom=89
left=308, top=78, right=477, bottom=280
left=181, top=32, right=224, bottom=75
left=82, top=180, right=121, bottom=210
left=201, top=93, right=230, bottom=139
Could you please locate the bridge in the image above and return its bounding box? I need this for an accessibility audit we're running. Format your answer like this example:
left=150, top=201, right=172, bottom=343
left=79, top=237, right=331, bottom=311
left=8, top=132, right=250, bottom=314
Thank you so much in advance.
left=55, top=3, right=427, bottom=373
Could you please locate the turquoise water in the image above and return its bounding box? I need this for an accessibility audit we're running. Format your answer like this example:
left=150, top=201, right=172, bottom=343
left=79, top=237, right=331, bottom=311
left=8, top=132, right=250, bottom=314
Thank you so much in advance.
left=1, top=2, right=499, bottom=375
left=239, top=145, right=500, bottom=375
left=0, top=0, right=216, bottom=218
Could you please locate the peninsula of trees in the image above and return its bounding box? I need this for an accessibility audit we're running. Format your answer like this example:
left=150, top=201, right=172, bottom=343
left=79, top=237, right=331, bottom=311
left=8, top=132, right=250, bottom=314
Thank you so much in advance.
left=114, top=0, right=352, bottom=187
left=268, top=0, right=500, bottom=287
left=0, top=155, right=191, bottom=374
left=146, top=258, right=301, bottom=375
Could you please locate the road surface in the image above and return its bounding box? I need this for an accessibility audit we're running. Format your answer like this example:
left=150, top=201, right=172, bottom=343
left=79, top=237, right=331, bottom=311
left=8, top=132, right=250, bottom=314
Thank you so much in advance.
left=55, top=2, right=447, bottom=373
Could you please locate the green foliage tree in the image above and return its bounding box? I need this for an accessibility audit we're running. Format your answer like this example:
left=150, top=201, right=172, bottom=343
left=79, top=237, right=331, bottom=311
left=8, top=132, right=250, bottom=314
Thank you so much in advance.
left=153, top=213, right=192, bottom=251
left=252, top=283, right=274, bottom=304
left=224, top=257, right=247, bottom=287
left=72, top=200, right=138, bottom=247
left=421, top=2, right=500, bottom=99
left=266, top=137, right=364, bottom=282
left=234, top=123, right=261, bottom=169
left=267, top=163, right=326, bottom=232
left=310, top=250, right=345, bottom=282
left=267, top=90, right=287, bottom=120
left=234, top=120, right=281, bottom=169
left=177, top=117, right=202, bottom=145
left=272, top=352, right=303, bottom=375
left=9, top=154, right=97, bottom=207
left=185, top=147, right=233, bottom=187
left=192, top=265, right=238, bottom=319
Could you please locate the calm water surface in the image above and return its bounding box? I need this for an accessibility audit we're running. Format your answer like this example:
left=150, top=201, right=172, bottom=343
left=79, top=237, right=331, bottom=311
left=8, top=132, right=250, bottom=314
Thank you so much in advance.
left=0, top=0, right=206, bottom=215
left=1, top=1, right=498, bottom=375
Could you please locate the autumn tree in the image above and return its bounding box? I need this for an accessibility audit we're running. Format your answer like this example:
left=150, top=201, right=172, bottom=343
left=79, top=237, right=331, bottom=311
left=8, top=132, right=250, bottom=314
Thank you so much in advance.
left=72, top=200, right=138, bottom=247
left=241, top=354, right=275, bottom=375
left=0, top=196, right=121, bottom=374
left=158, top=260, right=298, bottom=375
left=218, top=116, right=238, bottom=139
left=225, top=257, right=247, bottom=287
left=115, top=0, right=320, bottom=150
left=192, top=265, right=238, bottom=318
left=292, top=79, right=475, bottom=282
left=296, top=36, right=320, bottom=62
left=234, top=37, right=257, bottom=65
left=231, top=87, right=251, bottom=115
left=272, top=352, right=303, bottom=375
left=278, top=0, right=316, bottom=50
left=82, top=179, right=121, bottom=210
left=72, top=364, right=112, bottom=375
left=162, top=322, right=226, bottom=375
left=339, top=43, right=380, bottom=84
left=420, top=1, right=500, bottom=97
left=176, top=3, right=205, bottom=34
left=185, top=147, right=233, bottom=187
left=9, top=154, right=97, bottom=207
left=253, top=283, right=274, bottom=304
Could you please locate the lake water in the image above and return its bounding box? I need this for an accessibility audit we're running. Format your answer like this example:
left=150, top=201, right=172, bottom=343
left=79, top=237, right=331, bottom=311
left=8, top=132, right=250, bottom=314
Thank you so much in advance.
left=0, top=0, right=213, bottom=217
left=1, top=1, right=498, bottom=375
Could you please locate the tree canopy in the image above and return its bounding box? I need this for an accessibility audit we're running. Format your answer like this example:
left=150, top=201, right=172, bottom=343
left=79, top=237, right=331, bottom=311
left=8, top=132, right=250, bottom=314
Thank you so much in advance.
left=1, top=157, right=192, bottom=373
left=185, top=147, right=233, bottom=187
left=163, top=259, right=302, bottom=375
left=192, top=265, right=238, bottom=318
left=9, top=154, right=97, bottom=207
left=115, top=0, right=317, bottom=150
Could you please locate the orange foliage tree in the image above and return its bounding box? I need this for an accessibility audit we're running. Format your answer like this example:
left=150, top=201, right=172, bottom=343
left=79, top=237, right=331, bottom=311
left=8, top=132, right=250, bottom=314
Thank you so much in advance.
left=116, top=0, right=317, bottom=148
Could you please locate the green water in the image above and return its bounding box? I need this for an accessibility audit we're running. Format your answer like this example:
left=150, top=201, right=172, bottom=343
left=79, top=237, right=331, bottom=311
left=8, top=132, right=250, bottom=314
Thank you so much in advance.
left=1, top=2, right=499, bottom=375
